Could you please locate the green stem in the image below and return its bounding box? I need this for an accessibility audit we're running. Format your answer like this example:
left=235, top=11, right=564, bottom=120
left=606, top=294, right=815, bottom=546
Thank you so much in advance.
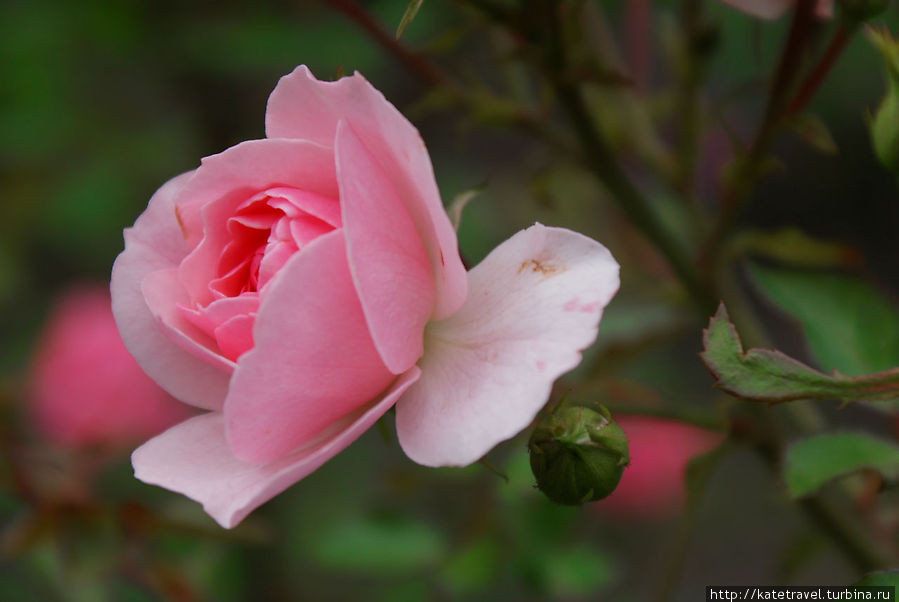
left=798, top=495, right=895, bottom=572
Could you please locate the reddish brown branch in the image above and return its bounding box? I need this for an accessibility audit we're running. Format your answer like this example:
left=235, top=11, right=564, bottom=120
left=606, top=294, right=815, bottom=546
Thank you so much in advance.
left=322, top=0, right=455, bottom=90
left=763, top=0, right=819, bottom=125
left=786, top=25, right=852, bottom=117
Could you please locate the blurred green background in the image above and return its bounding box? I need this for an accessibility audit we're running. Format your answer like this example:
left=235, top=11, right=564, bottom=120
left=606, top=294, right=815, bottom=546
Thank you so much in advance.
left=2, top=0, right=898, bottom=600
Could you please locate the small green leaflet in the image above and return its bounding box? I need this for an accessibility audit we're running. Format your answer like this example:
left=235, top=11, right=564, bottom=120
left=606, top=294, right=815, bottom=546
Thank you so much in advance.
left=700, top=303, right=899, bottom=404
left=788, top=113, right=838, bottom=155
left=731, top=229, right=861, bottom=270
left=784, top=433, right=899, bottom=498
left=396, top=0, right=425, bottom=40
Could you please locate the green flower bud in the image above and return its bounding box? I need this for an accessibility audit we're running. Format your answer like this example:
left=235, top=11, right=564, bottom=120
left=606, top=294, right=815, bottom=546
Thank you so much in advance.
left=867, top=28, right=899, bottom=174
left=528, top=405, right=629, bottom=505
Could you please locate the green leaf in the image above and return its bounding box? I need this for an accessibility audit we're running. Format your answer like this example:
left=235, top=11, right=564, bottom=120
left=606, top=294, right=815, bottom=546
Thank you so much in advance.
left=784, top=433, right=899, bottom=498
left=395, top=0, right=424, bottom=40
left=788, top=113, right=838, bottom=154
left=700, top=303, right=899, bottom=403
left=748, top=263, right=899, bottom=376
left=308, top=514, right=446, bottom=575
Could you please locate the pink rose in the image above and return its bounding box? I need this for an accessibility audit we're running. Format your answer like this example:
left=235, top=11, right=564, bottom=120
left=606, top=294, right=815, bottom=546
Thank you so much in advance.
left=111, top=66, right=620, bottom=528
left=593, top=417, right=722, bottom=518
left=30, top=286, right=188, bottom=449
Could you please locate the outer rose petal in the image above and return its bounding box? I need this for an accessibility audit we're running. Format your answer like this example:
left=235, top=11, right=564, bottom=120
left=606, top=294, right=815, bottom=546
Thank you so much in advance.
left=224, top=230, right=395, bottom=464
left=133, top=367, right=421, bottom=529
left=111, top=173, right=231, bottom=411
left=337, top=121, right=434, bottom=374
left=396, top=224, right=620, bottom=467
left=264, top=66, right=467, bottom=320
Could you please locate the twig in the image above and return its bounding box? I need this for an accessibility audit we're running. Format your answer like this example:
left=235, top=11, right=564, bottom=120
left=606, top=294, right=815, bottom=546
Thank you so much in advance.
left=625, top=0, right=651, bottom=90
left=699, top=0, right=819, bottom=274
left=541, top=0, right=716, bottom=314
left=325, top=0, right=453, bottom=88
left=672, top=0, right=706, bottom=200
left=324, top=0, right=574, bottom=154
left=785, top=25, right=853, bottom=117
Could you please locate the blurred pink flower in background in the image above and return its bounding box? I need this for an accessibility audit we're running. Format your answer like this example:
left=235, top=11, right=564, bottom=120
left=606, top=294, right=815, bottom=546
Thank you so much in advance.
left=594, top=416, right=722, bottom=518
left=29, top=286, right=189, bottom=449
left=717, top=0, right=833, bottom=20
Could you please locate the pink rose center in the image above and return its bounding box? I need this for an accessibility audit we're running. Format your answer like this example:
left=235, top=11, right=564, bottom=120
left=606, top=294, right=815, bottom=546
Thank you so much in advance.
left=179, top=187, right=341, bottom=362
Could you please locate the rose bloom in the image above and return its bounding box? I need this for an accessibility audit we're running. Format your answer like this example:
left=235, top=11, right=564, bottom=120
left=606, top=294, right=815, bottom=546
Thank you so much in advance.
left=593, top=417, right=722, bottom=518
left=111, top=66, right=620, bottom=528
left=30, top=286, right=188, bottom=449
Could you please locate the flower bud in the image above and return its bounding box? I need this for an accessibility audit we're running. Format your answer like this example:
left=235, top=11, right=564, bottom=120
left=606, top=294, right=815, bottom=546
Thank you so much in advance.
left=867, top=28, right=899, bottom=174
left=528, top=404, right=629, bottom=505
